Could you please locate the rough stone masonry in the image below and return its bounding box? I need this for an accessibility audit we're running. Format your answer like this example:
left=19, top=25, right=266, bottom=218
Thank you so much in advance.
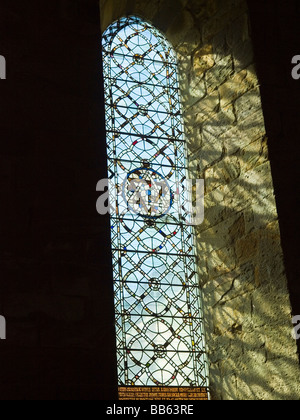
left=100, top=0, right=300, bottom=400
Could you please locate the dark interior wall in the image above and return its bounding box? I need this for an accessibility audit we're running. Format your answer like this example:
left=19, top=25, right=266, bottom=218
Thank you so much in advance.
left=247, top=0, right=300, bottom=336
left=0, top=0, right=118, bottom=400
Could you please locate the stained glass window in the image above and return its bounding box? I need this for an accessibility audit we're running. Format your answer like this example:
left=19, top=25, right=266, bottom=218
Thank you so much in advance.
left=102, top=16, right=209, bottom=396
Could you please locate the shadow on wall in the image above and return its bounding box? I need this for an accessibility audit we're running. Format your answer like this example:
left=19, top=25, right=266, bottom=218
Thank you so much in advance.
left=180, top=54, right=300, bottom=399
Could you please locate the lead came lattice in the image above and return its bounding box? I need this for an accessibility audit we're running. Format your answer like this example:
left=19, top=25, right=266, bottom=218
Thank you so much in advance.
left=102, top=16, right=208, bottom=388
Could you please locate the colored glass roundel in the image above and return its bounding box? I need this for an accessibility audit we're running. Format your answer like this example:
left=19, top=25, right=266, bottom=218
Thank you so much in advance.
left=102, top=16, right=208, bottom=388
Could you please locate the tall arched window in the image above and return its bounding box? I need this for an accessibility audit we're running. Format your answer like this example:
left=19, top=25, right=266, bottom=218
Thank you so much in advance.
left=102, top=16, right=209, bottom=400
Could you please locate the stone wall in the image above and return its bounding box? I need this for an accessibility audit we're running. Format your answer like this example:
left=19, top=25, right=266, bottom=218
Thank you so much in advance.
left=100, top=0, right=300, bottom=400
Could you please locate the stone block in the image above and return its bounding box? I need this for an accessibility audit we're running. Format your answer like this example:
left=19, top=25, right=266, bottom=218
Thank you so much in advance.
left=222, top=177, right=254, bottom=213
left=236, top=370, right=270, bottom=400
left=201, top=188, right=227, bottom=231
left=235, top=357, right=300, bottom=400
left=213, top=294, right=252, bottom=336
left=178, top=54, right=192, bottom=79
left=242, top=162, right=274, bottom=198
left=221, top=374, right=238, bottom=401
left=243, top=207, right=255, bottom=234
left=221, top=162, right=274, bottom=218
left=237, top=107, right=266, bottom=139
left=198, top=129, right=224, bottom=169
left=220, top=111, right=266, bottom=155
left=185, top=125, right=203, bottom=153
left=219, top=64, right=259, bottom=108
left=258, top=220, right=282, bottom=257
left=256, top=252, right=286, bottom=289
left=187, top=155, right=201, bottom=179
left=223, top=107, right=266, bottom=155
left=235, top=231, right=259, bottom=265
left=207, top=246, right=237, bottom=278
left=251, top=193, right=278, bottom=229
left=240, top=136, right=268, bottom=172
left=192, top=44, right=215, bottom=76
left=208, top=362, right=223, bottom=400
left=212, top=28, right=230, bottom=62
left=264, top=324, right=299, bottom=361
left=204, top=263, right=256, bottom=308
left=235, top=88, right=263, bottom=122
left=205, top=155, right=241, bottom=193
left=206, top=54, right=234, bottom=92
left=188, top=77, right=207, bottom=103
left=263, top=359, right=300, bottom=400
left=184, top=90, right=219, bottom=124
left=225, top=263, right=256, bottom=301
left=176, top=25, right=202, bottom=56
left=233, top=39, right=254, bottom=72
left=198, top=212, right=245, bottom=249
left=250, top=284, right=292, bottom=329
